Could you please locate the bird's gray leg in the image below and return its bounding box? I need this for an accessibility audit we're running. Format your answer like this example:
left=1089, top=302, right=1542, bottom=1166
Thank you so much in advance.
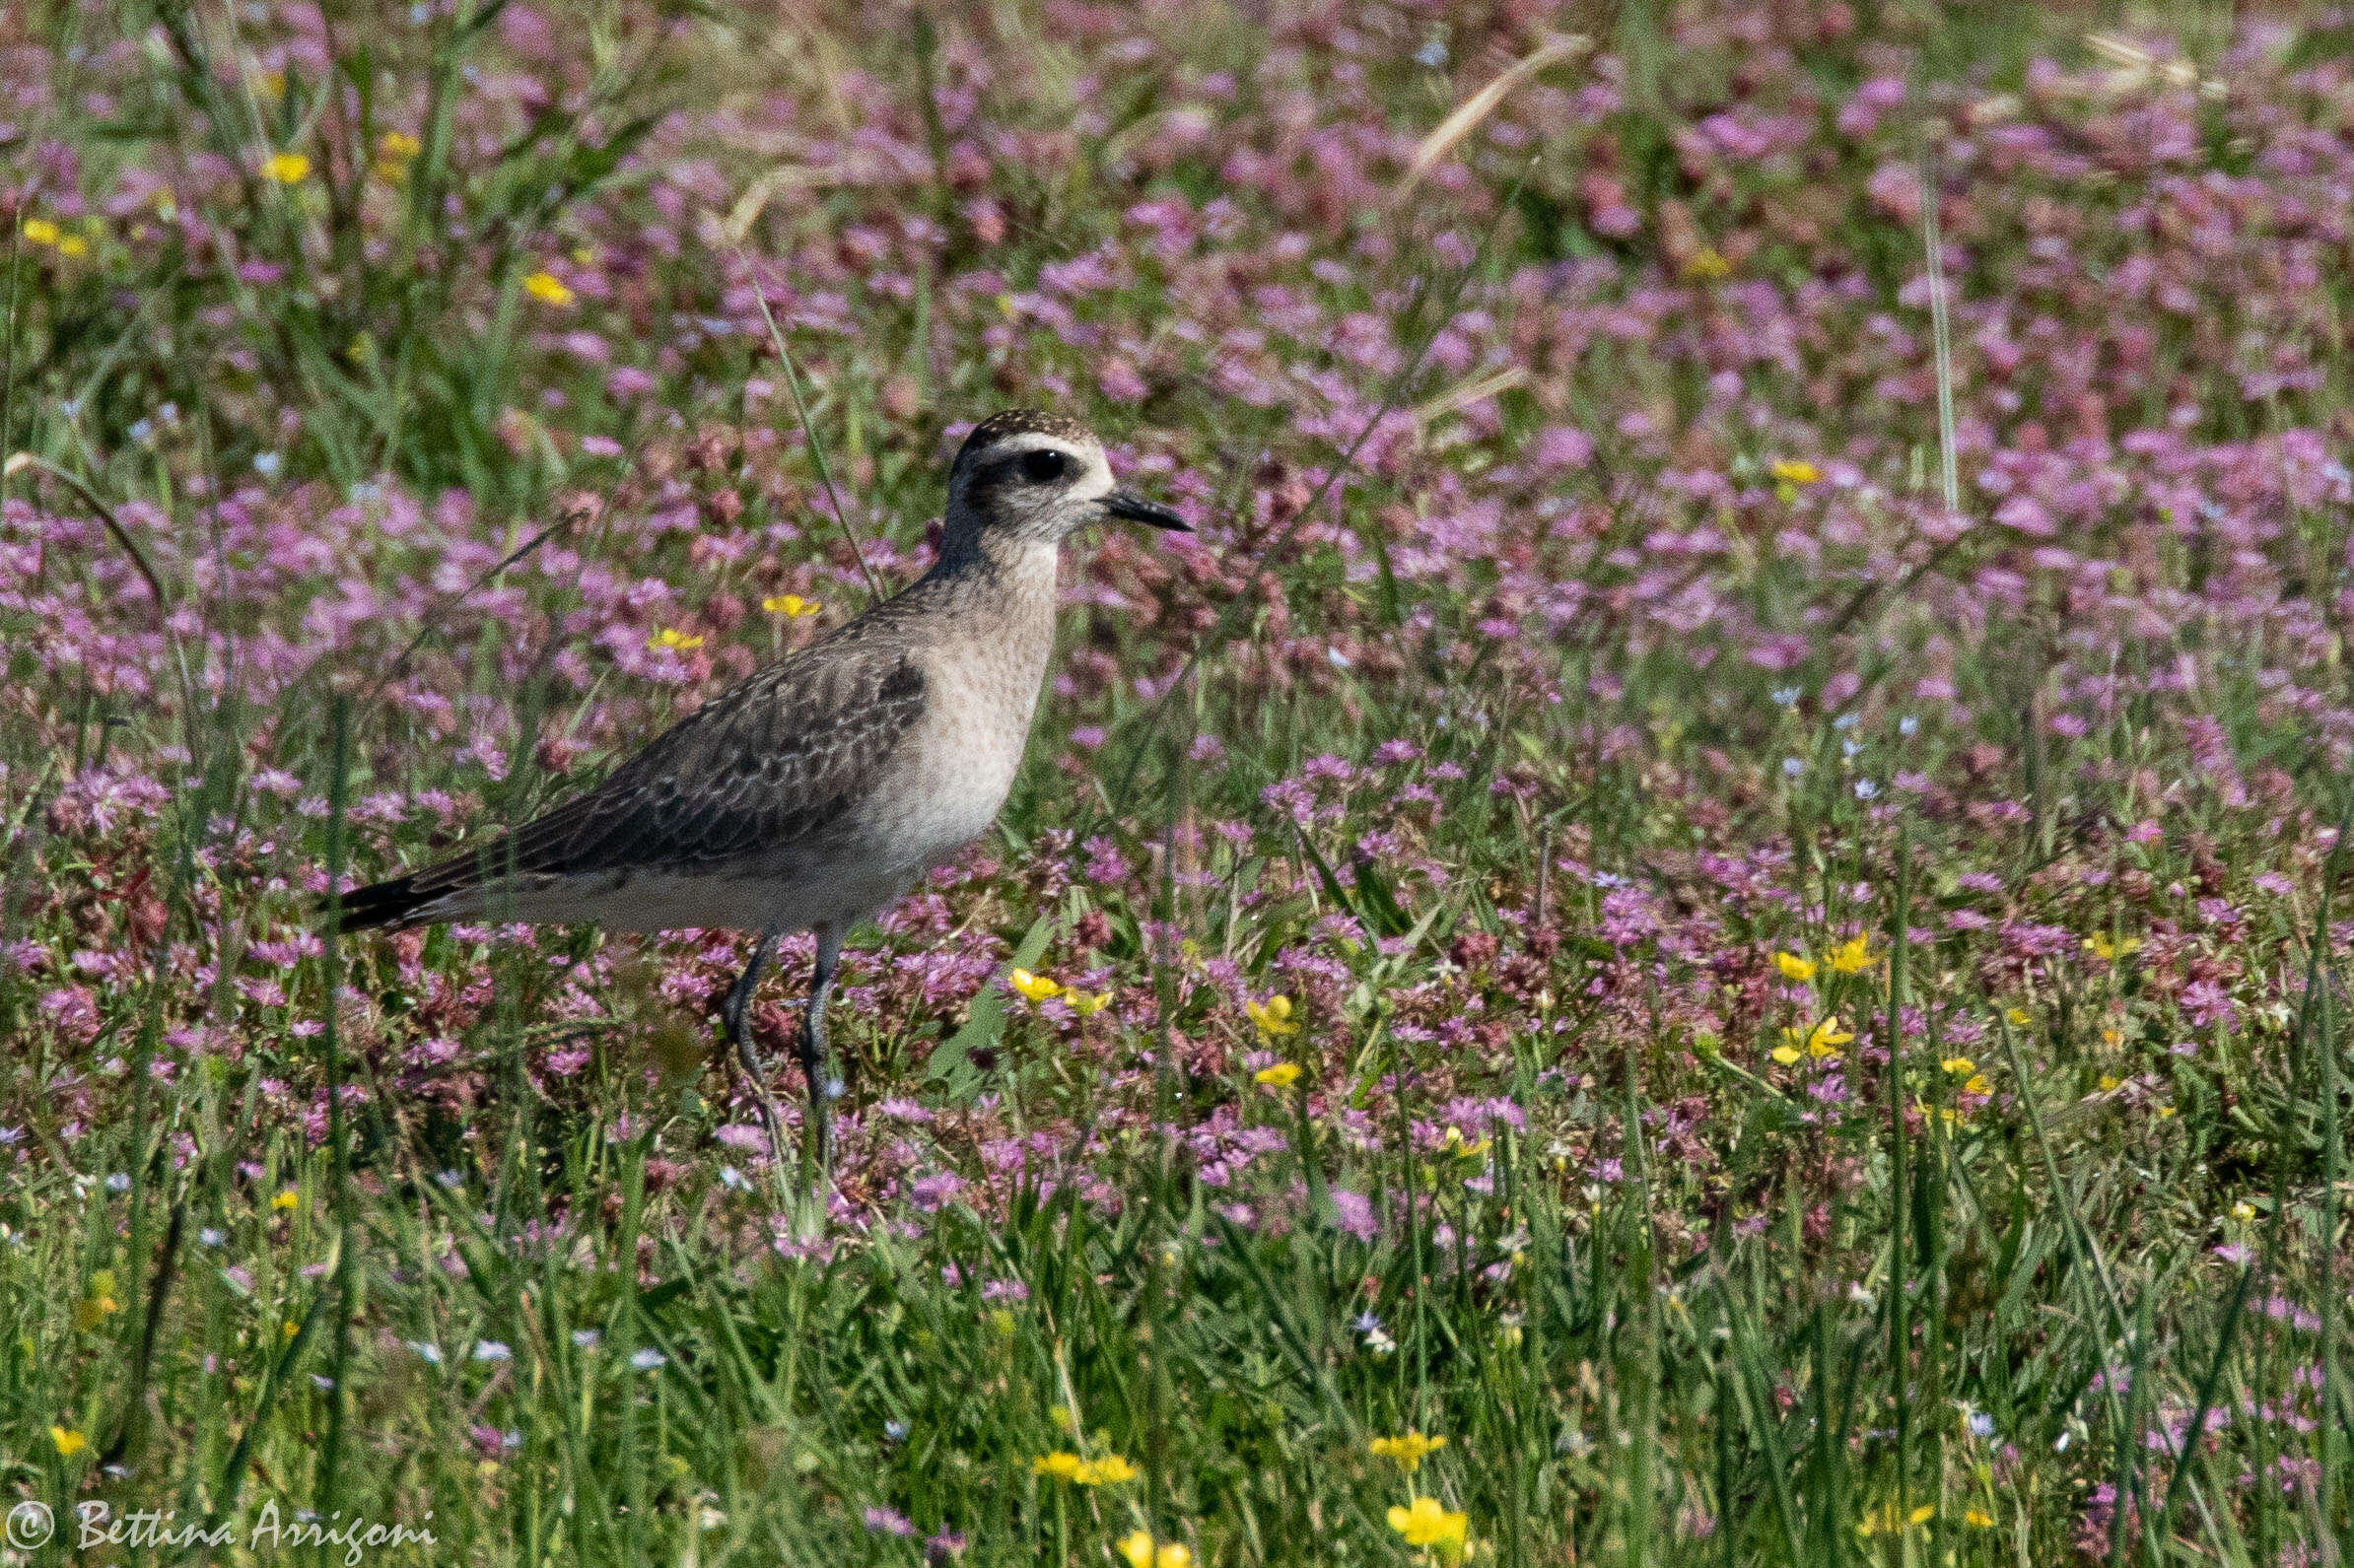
left=723, top=929, right=792, bottom=1178
left=799, top=922, right=843, bottom=1190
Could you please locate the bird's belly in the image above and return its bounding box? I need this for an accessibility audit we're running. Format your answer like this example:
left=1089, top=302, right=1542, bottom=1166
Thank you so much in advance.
left=525, top=853, right=907, bottom=936
left=849, top=747, right=1019, bottom=875
left=851, top=660, right=1033, bottom=876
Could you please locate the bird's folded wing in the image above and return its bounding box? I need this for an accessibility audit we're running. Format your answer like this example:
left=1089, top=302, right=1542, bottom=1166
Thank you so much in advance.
left=400, top=646, right=927, bottom=899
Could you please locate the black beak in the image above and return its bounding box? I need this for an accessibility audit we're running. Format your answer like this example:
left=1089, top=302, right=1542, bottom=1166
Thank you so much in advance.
left=1103, top=489, right=1190, bottom=532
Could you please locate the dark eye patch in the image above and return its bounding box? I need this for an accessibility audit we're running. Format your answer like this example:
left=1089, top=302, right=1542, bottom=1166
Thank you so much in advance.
left=1020, top=449, right=1068, bottom=483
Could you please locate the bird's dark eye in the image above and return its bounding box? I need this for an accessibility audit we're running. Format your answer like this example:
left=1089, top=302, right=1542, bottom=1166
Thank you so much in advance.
left=1020, top=449, right=1068, bottom=484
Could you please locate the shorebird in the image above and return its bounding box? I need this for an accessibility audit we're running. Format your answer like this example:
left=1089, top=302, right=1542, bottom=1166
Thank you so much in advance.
left=338, top=409, right=1188, bottom=1188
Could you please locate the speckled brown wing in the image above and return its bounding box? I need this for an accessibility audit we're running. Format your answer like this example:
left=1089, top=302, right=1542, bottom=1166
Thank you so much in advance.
left=339, top=644, right=927, bottom=930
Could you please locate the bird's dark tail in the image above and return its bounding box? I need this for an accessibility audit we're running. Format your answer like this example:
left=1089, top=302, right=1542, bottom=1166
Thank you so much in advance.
left=329, top=873, right=433, bottom=934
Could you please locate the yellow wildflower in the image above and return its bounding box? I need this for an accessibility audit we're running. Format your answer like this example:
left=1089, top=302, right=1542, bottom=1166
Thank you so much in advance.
left=1780, top=1017, right=1852, bottom=1061
left=375, top=130, right=422, bottom=181
left=1245, top=994, right=1297, bottom=1038
left=1964, top=1509, right=1994, bottom=1529
left=1118, top=1534, right=1192, bottom=1568
left=2233, top=1202, right=2255, bottom=1223
left=1369, top=1431, right=1448, bottom=1473
left=1439, top=1125, right=1490, bottom=1159
left=1773, top=951, right=1815, bottom=982
left=522, top=270, right=574, bottom=307
left=1940, top=1057, right=1974, bottom=1076
left=1033, top=1451, right=1132, bottom=1484
left=1388, top=1496, right=1469, bottom=1552
left=272, top=1189, right=300, bottom=1210
left=1856, top=1501, right=1936, bottom=1536
left=1961, top=1075, right=1990, bottom=1096
left=1254, top=1062, right=1301, bottom=1089
left=1066, top=989, right=1112, bottom=1016
left=762, top=593, right=820, bottom=619
left=1032, top=1451, right=1084, bottom=1482
left=57, top=234, right=87, bottom=257
left=2097, top=1074, right=2121, bottom=1093
left=2005, top=1007, right=2031, bottom=1027
left=261, top=152, right=311, bottom=185
left=1770, top=459, right=1823, bottom=486
left=21, top=218, right=58, bottom=246
left=1827, top=934, right=1876, bottom=974
left=1008, top=969, right=1061, bottom=1003
left=1680, top=246, right=1731, bottom=281
left=648, top=628, right=704, bottom=652
left=51, top=1424, right=87, bottom=1457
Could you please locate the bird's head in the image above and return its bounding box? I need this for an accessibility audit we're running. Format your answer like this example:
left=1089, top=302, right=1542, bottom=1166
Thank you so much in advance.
left=941, top=409, right=1188, bottom=560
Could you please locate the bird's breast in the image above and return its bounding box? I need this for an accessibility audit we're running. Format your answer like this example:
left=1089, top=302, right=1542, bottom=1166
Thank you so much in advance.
left=855, top=593, right=1055, bottom=872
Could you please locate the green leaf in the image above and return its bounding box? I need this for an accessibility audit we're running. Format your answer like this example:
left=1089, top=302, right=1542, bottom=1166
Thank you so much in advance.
left=1294, top=829, right=1411, bottom=939
left=923, top=914, right=1053, bottom=1103
left=1350, top=853, right=1413, bottom=939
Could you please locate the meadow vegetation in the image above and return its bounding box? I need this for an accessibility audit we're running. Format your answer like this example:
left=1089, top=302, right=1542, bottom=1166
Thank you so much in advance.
left=4, top=1, right=2354, bottom=1563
